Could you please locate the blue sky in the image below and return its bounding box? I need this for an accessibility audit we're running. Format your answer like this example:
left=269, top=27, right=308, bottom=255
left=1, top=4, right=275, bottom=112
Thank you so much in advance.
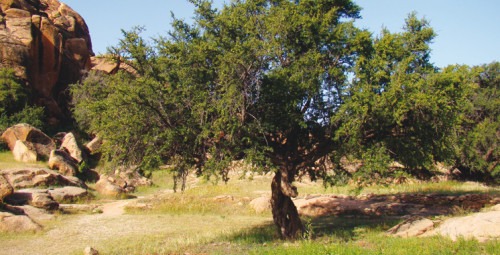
left=62, top=0, right=499, bottom=68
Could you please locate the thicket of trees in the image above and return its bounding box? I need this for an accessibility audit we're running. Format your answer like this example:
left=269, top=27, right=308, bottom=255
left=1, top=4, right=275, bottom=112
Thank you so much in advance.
left=70, top=0, right=499, bottom=239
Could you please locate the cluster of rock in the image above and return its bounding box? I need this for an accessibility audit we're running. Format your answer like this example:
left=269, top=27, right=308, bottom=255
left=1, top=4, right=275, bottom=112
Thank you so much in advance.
left=0, top=167, right=87, bottom=232
left=1, top=123, right=90, bottom=176
left=0, top=123, right=152, bottom=232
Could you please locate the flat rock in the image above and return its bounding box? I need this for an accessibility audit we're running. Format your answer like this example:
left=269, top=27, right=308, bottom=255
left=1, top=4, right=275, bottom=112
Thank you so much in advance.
left=0, top=211, right=42, bottom=232
left=4, top=204, right=55, bottom=222
left=424, top=209, right=500, bottom=242
left=48, top=186, right=88, bottom=203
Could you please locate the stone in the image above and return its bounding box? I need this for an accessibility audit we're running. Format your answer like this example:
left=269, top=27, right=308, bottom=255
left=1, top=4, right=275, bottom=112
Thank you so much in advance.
left=60, top=132, right=84, bottom=163
left=4, top=189, right=59, bottom=210
left=48, top=186, right=88, bottom=203
left=0, top=0, right=94, bottom=122
left=387, top=217, right=435, bottom=237
left=1, top=123, right=56, bottom=160
left=249, top=196, right=271, bottom=213
left=0, top=174, right=14, bottom=202
left=48, top=149, right=79, bottom=176
left=84, top=246, right=99, bottom=255
left=84, top=135, right=102, bottom=154
left=1, top=168, right=85, bottom=189
left=12, top=140, right=37, bottom=162
left=213, top=195, right=234, bottom=202
left=0, top=211, right=42, bottom=232
left=94, top=174, right=124, bottom=197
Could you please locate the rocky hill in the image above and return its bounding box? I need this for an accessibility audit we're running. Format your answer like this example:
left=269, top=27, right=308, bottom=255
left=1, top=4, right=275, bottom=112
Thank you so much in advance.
left=0, top=0, right=94, bottom=124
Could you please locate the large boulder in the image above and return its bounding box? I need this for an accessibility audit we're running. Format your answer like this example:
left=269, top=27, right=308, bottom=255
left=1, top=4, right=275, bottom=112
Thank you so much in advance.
left=12, top=140, right=37, bottom=162
left=48, top=149, right=79, bottom=176
left=1, top=167, right=85, bottom=189
left=249, top=196, right=271, bottom=214
left=1, top=123, right=55, bottom=160
left=94, top=174, right=124, bottom=197
left=114, top=165, right=152, bottom=188
left=0, top=211, right=42, bottom=232
left=0, top=174, right=13, bottom=202
left=60, top=132, right=84, bottom=163
left=0, top=0, right=94, bottom=122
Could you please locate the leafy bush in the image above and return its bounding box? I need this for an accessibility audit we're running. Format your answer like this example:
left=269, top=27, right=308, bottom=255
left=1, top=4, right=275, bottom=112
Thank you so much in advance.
left=0, top=68, right=45, bottom=133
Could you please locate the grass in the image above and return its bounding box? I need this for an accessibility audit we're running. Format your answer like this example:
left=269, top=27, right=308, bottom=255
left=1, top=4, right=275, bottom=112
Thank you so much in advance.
left=1, top=168, right=498, bottom=254
left=0, top=150, right=48, bottom=169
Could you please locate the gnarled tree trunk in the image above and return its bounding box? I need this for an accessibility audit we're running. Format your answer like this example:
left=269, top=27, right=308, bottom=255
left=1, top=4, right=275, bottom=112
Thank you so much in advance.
left=270, top=167, right=304, bottom=239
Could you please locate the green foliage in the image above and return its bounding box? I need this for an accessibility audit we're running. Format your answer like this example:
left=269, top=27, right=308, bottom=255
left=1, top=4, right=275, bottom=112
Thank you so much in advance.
left=457, top=62, right=500, bottom=181
left=71, top=2, right=498, bottom=187
left=332, top=14, right=473, bottom=182
left=0, top=68, right=45, bottom=133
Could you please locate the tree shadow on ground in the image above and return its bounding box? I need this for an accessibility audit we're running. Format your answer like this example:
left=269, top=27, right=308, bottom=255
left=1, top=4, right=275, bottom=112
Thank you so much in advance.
left=226, top=215, right=399, bottom=244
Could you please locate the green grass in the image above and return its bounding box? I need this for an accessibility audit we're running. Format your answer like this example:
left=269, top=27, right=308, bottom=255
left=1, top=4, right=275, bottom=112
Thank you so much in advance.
left=2, top=168, right=498, bottom=254
left=0, top=150, right=48, bottom=169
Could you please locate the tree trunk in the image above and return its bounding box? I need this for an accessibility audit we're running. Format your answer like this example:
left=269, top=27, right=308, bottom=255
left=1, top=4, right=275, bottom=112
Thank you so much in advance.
left=270, top=168, right=304, bottom=239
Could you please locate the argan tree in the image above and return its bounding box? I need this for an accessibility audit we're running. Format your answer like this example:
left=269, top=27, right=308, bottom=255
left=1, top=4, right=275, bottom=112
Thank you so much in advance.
left=157, top=0, right=367, bottom=239
left=73, top=0, right=367, bottom=239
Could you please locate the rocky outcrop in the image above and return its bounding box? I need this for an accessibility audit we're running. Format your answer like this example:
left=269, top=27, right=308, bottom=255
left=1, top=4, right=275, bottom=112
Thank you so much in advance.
left=294, top=193, right=496, bottom=218
left=1, top=167, right=85, bottom=189
left=48, top=149, right=79, bottom=176
left=0, top=0, right=94, bottom=123
left=1, top=123, right=55, bottom=161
